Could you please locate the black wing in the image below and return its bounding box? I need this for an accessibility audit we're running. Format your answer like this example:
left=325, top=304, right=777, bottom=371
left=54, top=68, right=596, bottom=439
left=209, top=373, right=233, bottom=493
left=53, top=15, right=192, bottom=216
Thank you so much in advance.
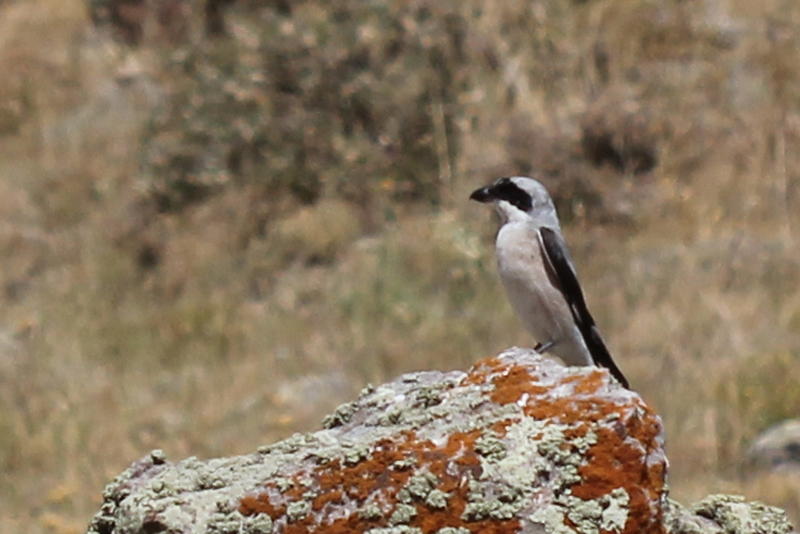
left=538, top=227, right=630, bottom=388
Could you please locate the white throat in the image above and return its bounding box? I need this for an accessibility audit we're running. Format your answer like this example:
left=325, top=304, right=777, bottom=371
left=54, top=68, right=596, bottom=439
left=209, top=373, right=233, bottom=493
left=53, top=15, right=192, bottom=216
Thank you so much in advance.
left=494, top=200, right=531, bottom=226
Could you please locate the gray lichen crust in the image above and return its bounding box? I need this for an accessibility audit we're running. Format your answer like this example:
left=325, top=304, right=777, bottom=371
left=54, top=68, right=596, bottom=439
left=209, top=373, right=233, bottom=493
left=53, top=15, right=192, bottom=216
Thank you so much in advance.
left=664, top=496, right=794, bottom=534
left=84, top=349, right=792, bottom=534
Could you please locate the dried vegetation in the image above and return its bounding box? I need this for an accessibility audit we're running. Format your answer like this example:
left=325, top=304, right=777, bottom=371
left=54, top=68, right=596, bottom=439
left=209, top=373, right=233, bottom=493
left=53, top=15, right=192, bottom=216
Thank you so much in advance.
left=1, top=0, right=800, bottom=532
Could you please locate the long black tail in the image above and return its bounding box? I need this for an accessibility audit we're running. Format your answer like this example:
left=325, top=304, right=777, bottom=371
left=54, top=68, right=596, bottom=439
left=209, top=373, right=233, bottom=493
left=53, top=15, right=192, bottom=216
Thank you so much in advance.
left=583, top=324, right=629, bottom=389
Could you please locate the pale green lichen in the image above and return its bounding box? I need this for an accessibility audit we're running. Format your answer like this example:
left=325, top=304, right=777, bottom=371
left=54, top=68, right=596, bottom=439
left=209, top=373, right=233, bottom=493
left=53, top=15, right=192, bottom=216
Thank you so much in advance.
left=529, top=505, right=576, bottom=534
left=393, top=408, right=437, bottom=428
left=435, top=528, right=470, bottom=534
left=257, top=433, right=308, bottom=455
left=466, top=403, right=519, bottom=428
left=307, top=435, right=345, bottom=464
left=392, top=458, right=417, bottom=470
left=366, top=527, right=423, bottom=534
left=150, top=449, right=167, bottom=464
left=153, top=502, right=194, bottom=532
left=195, top=471, right=228, bottom=490
left=462, top=484, right=524, bottom=521
left=286, top=500, right=310, bottom=522
left=396, top=488, right=412, bottom=504
left=557, top=487, right=630, bottom=534
left=425, top=489, right=449, bottom=510
left=538, top=424, right=596, bottom=463
left=182, top=457, right=203, bottom=470
left=479, top=418, right=551, bottom=488
left=523, top=438, right=632, bottom=534
left=208, top=510, right=251, bottom=534
left=341, top=443, right=370, bottom=466
left=468, top=396, right=487, bottom=409
left=378, top=409, right=405, bottom=426
left=601, top=488, right=630, bottom=532
left=692, top=494, right=793, bottom=534
left=566, top=499, right=603, bottom=534
left=404, top=470, right=437, bottom=500
left=413, top=385, right=446, bottom=408
left=474, top=434, right=506, bottom=460
left=465, top=480, right=482, bottom=502
left=272, top=477, right=294, bottom=492
left=322, top=400, right=358, bottom=429
left=359, top=384, right=376, bottom=397
left=368, top=384, right=402, bottom=406
left=214, top=500, right=235, bottom=514
left=359, top=503, right=384, bottom=520
left=388, top=503, right=417, bottom=525
left=243, top=513, right=273, bottom=534
left=530, top=423, right=596, bottom=487
left=665, top=496, right=794, bottom=534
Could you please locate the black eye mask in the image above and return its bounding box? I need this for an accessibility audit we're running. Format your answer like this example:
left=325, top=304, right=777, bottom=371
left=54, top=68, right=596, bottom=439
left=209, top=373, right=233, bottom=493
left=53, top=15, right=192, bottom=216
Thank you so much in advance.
left=470, top=178, right=532, bottom=212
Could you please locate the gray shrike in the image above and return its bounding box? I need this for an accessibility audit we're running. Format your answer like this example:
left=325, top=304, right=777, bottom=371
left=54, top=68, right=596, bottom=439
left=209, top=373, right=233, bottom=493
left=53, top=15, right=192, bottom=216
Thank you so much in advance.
left=470, top=176, right=629, bottom=388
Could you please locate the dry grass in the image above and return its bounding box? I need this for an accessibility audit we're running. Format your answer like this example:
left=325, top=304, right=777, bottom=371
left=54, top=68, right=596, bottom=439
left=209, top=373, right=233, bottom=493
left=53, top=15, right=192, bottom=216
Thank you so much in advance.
left=1, top=0, right=800, bottom=532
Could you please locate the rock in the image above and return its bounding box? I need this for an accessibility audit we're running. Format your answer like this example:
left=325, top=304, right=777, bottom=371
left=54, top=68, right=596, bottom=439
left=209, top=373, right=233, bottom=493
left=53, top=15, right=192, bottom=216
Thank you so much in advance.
left=664, top=495, right=793, bottom=534
left=745, top=419, right=800, bottom=474
left=83, top=348, right=791, bottom=534
left=740, top=419, right=800, bottom=528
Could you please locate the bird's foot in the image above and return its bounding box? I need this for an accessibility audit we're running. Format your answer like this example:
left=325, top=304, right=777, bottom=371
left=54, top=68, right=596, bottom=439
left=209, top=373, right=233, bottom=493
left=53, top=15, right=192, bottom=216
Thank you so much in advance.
left=534, top=341, right=555, bottom=353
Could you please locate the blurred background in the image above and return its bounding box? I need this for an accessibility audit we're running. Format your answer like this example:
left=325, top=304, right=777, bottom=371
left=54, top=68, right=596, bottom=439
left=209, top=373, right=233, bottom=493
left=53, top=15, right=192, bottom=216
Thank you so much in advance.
left=1, top=0, right=800, bottom=531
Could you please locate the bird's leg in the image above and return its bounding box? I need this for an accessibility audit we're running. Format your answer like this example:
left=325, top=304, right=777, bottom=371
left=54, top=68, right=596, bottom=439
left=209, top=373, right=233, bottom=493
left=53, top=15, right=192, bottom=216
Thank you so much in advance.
left=534, top=340, right=555, bottom=353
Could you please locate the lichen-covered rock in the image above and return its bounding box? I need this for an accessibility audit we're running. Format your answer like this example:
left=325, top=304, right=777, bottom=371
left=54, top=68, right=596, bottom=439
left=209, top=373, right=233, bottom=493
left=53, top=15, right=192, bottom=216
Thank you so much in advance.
left=84, top=348, right=789, bottom=534
left=745, top=419, right=800, bottom=474
left=663, top=495, right=793, bottom=534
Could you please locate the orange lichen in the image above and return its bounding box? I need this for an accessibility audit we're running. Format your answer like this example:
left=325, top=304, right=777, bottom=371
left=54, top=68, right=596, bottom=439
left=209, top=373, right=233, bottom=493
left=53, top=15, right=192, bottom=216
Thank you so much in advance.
left=490, top=420, right=513, bottom=436
left=239, top=494, right=284, bottom=518
left=312, top=489, right=344, bottom=512
left=571, top=416, right=665, bottom=534
left=459, top=357, right=503, bottom=387
left=239, top=429, right=520, bottom=533
left=571, top=370, right=606, bottom=395
left=489, top=364, right=549, bottom=405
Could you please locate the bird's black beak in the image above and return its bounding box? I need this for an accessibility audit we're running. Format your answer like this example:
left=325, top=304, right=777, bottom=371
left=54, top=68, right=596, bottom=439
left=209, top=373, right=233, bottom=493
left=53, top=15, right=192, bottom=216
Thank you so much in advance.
left=470, top=186, right=494, bottom=203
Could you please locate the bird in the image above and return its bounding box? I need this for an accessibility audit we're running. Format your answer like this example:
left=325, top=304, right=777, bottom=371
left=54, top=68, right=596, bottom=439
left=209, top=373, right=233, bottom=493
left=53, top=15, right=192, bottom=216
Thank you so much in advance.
left=470, top=176, right=629, bottom=388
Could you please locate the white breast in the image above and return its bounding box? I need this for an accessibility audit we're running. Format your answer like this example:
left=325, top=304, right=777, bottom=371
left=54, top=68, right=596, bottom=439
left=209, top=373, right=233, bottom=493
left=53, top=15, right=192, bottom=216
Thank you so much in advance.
left=494, top=222, right=592, bottom=366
